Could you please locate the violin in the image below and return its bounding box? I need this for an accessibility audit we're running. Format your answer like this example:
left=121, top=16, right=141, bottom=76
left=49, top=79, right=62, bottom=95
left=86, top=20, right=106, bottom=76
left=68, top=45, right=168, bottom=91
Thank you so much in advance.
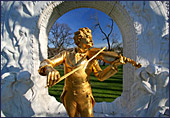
left=87, top=47, right=142, bottom=69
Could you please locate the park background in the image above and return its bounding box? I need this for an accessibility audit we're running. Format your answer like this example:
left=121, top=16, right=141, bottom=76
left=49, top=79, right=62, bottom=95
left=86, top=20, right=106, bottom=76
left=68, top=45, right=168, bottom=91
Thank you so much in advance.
left=47, top=8, right=124, bottom=102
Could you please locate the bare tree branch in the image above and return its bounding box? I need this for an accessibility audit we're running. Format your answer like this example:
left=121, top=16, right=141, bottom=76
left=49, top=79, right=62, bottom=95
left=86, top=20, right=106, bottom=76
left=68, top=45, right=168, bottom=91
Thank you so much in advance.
left=108, top=19, right=114, bottom=37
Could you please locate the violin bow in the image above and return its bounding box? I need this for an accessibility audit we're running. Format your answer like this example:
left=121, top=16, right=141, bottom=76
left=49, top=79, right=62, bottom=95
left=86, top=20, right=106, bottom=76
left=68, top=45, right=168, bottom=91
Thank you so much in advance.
left=45, top=46, right=106, bottom=88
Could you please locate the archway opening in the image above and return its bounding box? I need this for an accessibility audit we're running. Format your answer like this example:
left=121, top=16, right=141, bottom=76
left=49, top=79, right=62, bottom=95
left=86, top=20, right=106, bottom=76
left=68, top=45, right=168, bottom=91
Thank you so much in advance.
left=38, top=1, right=137, bottom=105
left=47, top=8, right=123, bottom=103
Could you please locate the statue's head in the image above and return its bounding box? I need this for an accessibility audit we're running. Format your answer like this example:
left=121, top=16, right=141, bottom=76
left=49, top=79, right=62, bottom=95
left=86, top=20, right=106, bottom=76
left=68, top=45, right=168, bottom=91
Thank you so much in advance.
left=73, top=27, right=93, bottom=49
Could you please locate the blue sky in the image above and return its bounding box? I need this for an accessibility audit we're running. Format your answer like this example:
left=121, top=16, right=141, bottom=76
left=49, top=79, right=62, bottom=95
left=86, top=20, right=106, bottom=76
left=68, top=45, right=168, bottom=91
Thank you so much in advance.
left=49, top=8, right=122, bottom=48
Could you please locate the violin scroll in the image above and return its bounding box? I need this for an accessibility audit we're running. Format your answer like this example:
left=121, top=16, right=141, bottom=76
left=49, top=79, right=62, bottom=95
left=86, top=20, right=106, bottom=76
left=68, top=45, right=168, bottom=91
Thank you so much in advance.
left=119, top=55, right=142, bottom=69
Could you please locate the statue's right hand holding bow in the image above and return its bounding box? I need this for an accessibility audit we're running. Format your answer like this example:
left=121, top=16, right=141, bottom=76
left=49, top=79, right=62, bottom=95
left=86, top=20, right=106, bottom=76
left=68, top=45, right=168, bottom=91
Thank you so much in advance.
left=45, top=65, right=60, bottom=87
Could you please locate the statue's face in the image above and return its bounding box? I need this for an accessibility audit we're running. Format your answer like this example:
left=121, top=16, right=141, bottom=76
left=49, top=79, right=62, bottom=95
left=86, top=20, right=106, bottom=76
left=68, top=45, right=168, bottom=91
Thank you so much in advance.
left=78, top=33, right=93, bottom=49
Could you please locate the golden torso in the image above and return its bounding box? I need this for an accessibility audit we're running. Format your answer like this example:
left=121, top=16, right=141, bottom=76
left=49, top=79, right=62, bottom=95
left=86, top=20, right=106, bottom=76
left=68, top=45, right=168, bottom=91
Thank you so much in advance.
left=63, top=50, right=94, bottom=94
left=65, top=50, right=93, bottom=82
left=59, top=50, right=96, bottom=116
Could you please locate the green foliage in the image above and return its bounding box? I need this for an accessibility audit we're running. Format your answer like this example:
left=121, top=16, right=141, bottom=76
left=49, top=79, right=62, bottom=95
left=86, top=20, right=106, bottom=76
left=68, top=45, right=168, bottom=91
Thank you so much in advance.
left=48, top=65, right=123, bottom=103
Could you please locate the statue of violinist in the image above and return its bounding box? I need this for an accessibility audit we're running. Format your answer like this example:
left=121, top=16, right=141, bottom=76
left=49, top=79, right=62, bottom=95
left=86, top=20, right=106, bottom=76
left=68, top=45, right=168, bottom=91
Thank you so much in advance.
left=38, top=27, right=141, bottom=117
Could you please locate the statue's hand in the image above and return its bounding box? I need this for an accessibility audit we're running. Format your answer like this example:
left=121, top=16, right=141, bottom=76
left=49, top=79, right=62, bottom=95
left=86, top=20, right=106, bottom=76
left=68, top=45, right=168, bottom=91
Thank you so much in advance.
left=112, top=55, right=127, bottom=67
left=46, top=66, right=60, bottom=87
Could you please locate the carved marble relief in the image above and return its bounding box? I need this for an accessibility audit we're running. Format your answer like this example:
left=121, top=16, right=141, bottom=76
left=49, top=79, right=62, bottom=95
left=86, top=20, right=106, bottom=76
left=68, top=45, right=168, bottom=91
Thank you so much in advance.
left=1, top=1, right=169, bottom=117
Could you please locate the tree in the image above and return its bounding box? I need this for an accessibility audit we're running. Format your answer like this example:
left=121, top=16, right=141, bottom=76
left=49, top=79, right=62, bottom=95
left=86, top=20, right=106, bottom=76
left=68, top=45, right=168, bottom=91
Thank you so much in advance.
left=48, top=22, right=73, bottom=52
left=91, top=14, right=113, bottom=51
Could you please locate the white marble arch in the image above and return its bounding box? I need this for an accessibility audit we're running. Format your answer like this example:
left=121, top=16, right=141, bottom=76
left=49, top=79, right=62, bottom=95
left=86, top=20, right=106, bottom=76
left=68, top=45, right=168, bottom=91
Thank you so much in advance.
left=1, top=1, right=169, bottom=117
left=36, top=1, right=137, bottom=107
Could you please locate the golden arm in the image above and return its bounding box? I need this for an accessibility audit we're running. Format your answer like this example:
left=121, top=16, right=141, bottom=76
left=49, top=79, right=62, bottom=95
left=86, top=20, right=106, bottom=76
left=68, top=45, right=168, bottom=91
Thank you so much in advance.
left=92, top=59, right=119, bottom=81
left=38, top=51, right=66, bottom=87
left=92, top=54, right=129, bottom=81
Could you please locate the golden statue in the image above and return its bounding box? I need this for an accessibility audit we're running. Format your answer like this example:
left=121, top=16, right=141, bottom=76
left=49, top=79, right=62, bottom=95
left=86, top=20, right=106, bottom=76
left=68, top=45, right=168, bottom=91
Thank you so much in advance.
left=38, top=27, right=141, bottom=117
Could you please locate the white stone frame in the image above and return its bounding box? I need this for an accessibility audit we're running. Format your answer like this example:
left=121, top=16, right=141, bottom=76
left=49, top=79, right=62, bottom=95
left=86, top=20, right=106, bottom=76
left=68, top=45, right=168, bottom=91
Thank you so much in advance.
left=1, top=1, right=169, bottom=117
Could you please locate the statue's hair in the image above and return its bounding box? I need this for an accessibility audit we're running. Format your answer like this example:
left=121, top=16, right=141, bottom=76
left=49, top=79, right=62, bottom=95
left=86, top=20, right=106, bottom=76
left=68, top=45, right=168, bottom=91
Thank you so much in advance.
left=73, top=27, right=92, bottom=46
